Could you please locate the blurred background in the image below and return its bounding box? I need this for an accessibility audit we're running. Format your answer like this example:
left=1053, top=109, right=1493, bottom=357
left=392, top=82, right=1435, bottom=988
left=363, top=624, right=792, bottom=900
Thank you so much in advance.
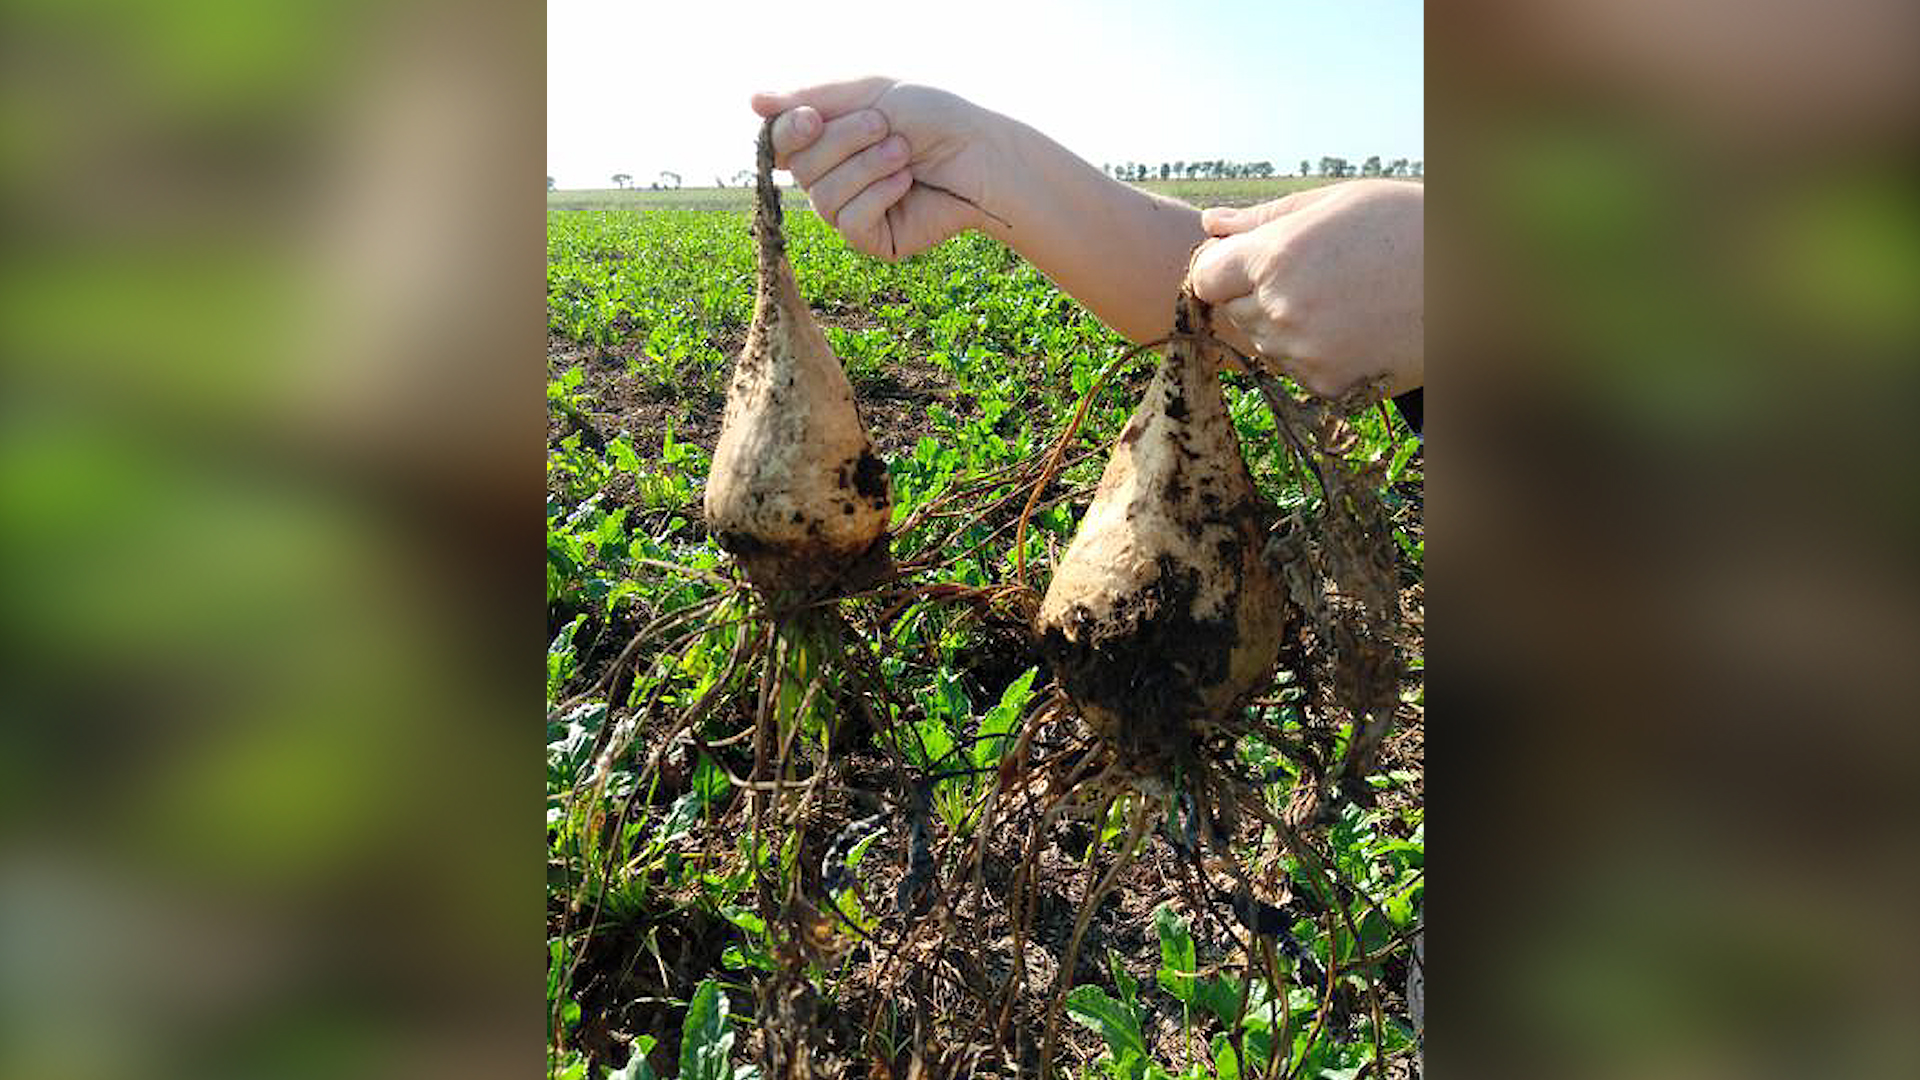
left=1430, top=1, right=1920, bottom=1077
left=0, top=0, right=1915, bottom=1077
left=1, top=1, right=541, bottom=1077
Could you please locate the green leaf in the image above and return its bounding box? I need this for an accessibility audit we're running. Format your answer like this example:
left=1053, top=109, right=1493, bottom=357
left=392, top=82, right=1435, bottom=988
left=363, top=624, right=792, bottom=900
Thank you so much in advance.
left=605, top=579, right=645, bottom=616
left=678, top=978, right=733, bottom=1080
left=905, top=717, right=955, bottom=770
left=972, top=666, right=1036, bottom=769
left=1154, top=903, right=1198, bottom=1005
left=844, top=825, right=883, bottom=873
left=610, top=434, right=641, bottom=472
left=548, top=613, right=587, bottom=657
left=594, top=505, right=630, bottom=546
left=1211, top=1034, right=1241, bottom=1080
left=1107, top=949, right=1138, bottom=1011
left=607, top=1035, right=659, bottom=1080
left=1195, top=974, right=1244, bottom=1028
left=690, top=751, right=730, bottom=805
left=1099, top=1048, right=1143, bottom=1080
left=1064, top=984, right=1146, bottom=1060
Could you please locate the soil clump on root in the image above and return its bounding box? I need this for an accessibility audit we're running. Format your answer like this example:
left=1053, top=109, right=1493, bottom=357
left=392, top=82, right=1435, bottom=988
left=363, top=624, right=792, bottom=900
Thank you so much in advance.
left=1036, top=292, right=1285, bottom=775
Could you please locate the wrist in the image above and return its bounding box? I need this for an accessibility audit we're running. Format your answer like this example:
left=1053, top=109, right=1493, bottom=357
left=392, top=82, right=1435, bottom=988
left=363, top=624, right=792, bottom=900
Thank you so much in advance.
left=970, top=103, right=1085, bottom=244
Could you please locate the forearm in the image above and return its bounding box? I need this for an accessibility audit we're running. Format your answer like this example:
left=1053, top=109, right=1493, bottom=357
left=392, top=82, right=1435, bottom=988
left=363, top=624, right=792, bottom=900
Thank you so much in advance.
left=972, top=110, right=1206, bottom=345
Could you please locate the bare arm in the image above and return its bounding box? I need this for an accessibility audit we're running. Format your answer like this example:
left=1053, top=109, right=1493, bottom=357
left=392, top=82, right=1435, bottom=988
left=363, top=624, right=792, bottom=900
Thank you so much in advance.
left=969, top=111, right=1207, bottom=345
left=753, top=79, right=1206, bottom=346
left=753, top=78, right=1424, bottom=396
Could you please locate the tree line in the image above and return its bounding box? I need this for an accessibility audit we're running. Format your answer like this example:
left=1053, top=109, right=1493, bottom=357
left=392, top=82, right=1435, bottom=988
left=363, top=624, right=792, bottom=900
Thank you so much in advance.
left=545, top=155, right=1422, bottom=193
left=1101, top=156, right=1421, bottom=180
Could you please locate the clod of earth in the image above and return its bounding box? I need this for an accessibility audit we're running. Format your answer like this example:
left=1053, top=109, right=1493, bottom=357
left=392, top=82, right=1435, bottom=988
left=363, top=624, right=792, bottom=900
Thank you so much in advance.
left=1036, top=291, right=1285, bottom=770
left=704, top=119, right=893, bottom=597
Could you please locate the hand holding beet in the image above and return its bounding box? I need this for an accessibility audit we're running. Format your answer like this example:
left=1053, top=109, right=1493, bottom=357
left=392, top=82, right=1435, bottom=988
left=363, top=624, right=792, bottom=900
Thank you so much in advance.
left=1190, top=179, right=1423, bottom=398
left=750, top=77, right=998, bottom=261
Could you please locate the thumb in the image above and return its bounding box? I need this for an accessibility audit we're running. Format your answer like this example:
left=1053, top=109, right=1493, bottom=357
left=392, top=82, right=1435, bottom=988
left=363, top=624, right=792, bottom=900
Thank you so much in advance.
left=1201, top=184, right=1338, bottom=236
left=750, top=77, right=894, bottom=121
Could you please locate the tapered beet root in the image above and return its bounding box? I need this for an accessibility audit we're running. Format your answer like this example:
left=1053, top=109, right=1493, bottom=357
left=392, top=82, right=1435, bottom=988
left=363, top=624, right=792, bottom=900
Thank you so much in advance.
left=1036, top=292, right=1285, bottom=765
left=704, top=121, right=893, bottom=597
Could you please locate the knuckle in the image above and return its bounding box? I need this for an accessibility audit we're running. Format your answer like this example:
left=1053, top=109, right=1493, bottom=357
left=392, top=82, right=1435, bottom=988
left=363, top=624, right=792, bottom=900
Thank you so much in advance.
left=810, top=193, right=838, bottom=229
left=863, top=137, right=906, bottom=172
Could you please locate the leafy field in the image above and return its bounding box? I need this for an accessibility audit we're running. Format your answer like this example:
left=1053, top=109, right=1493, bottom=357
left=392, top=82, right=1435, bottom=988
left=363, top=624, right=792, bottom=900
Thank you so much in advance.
left=546, top=204, right=1423, bottom=1078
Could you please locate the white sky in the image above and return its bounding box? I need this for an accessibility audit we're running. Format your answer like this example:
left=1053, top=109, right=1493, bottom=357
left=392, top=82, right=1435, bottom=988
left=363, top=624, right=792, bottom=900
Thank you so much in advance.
left=548, top=0, right=1422, bottom=189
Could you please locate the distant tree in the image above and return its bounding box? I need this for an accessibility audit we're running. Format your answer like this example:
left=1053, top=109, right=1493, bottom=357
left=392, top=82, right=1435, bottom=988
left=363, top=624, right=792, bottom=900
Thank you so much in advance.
left=1172, top=160, right=1185, bottom=180
left=611, top=173, right=631, bottom=189
left=1361, top=155, right=1382, bottom=177
left=1158, top=162, right=1170, bottom=180
left=547, top=175, right=556, bottom=191
left=714, top=175, right=725, bottom=188
left=659, top=170, right=681, bottom=189
left=1387, top=158, right=1407, bottom=177
left=1411, top=160, right=1423, bottom=177
left=1253, top=161, right=1273, bottom=178
left=1300, top=159, right=1312, bottom=177
left=733, top=169, right=754, bottom=187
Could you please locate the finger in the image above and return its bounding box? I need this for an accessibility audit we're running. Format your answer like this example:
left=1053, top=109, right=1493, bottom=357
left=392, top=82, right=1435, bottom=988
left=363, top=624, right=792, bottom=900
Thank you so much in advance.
left=1219, top=293, right=1288, bottom=354
left=811, top=134, right=912, bottom=228
left=1201, top=185, right=1339, bottom=236
left=1187, top=232, right=1258, bottom=304
left=833, top=168, right=914, bottom=259
left=785, top=108, right=890, bottom=187
left=1203, top=309, right=1256, bottom=364
left=750, top=76, right=894, bottom=121
left=767, top=106, right=823, bottom=165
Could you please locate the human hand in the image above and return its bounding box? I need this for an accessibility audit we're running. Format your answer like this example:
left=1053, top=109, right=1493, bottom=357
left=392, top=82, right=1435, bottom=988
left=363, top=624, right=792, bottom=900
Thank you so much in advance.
left=1189, top=180, right=1423, bottom=399
left=750, top=78, right=1000, bottom=261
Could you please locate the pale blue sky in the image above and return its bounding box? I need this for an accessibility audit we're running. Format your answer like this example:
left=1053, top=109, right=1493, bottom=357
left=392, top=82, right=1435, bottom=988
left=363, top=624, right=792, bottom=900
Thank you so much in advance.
left=548, top=0, right=1422, bottom=188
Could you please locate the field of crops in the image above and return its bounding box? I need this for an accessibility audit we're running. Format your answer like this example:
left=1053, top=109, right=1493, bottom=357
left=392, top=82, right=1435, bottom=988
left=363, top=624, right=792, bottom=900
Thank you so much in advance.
left=548, top=177, right=1330, bottom=214
left=546, top=201, right=1424, bottom=1079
